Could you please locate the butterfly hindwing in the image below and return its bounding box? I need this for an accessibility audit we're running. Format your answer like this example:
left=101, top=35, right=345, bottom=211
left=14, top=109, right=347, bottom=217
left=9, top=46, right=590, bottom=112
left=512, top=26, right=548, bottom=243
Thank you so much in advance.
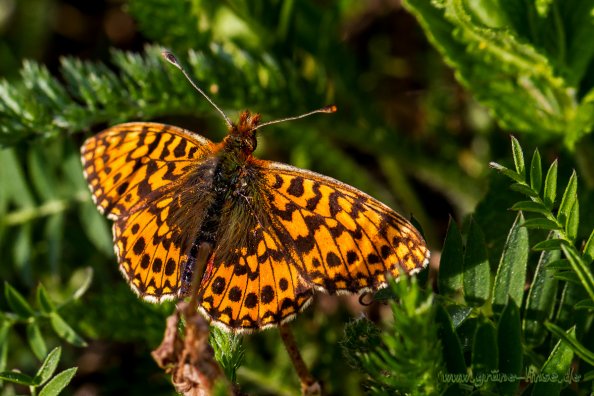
left=199, top=223, right=313, bottom=331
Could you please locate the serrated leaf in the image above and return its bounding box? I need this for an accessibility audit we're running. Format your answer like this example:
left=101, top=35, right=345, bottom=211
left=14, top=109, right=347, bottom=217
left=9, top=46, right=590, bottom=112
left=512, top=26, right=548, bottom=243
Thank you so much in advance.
left=489, top=162, right=524, bottom=183
left=509, top=183, right=538, bottom=197
left=510, top=200, right=549, bottom=215
left=521, top=218, right=561, bottom=230
left=4, top=282, right=34, bottom=318
left=463, top=217, right=490, bottom=306
left=37, top=284, right=55, bottom=314
left=531, top=326, right=576, bottom=395
left=38, top=367, right=77, bottom=396
left=49, top=313, right=87, bottom=347
left=530, top=149, right=542, bottom=193
left=438, top=217, right=464, bottom=296
left=34, top=347, right=61, bottom=387
left=511, top=136, right=525, bottom=179
left=0, top=370, right=38, bottom=385
left=543, top=160, right=557, bottom=209
left=524, top=239, right=560, bottom=347
left=532, top=238, right=566, bottom=251
left=27, top=322, right=47, bottom=361
left=492, top=212, right=529, bottom=313
left=557, top=171, right=577, bottom=227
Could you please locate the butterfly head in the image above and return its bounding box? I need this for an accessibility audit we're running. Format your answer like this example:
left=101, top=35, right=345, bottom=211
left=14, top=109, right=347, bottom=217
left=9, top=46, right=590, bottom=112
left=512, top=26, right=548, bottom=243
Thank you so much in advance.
left=224, top=110, right=261, bottom=158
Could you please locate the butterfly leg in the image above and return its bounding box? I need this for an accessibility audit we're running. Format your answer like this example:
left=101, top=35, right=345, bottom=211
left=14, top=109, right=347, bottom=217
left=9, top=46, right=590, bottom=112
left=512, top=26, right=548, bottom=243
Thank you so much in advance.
left=279, top=324, right=321, bottom=396
left=183, top=242, right=214, bottom=316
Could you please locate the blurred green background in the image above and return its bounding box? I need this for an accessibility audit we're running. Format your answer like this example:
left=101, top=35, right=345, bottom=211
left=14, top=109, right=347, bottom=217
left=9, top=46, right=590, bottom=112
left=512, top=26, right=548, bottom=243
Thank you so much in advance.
left=2, top=0, right=594, bottom=395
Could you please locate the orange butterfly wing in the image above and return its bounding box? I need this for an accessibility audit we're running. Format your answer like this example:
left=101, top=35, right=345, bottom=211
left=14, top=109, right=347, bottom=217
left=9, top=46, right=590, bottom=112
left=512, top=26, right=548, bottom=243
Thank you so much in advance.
left=81, top=122, right=213, bottom=220
left=197, top=160, right=429, bottom=331
left=198, top=223, right=314, bottom=331
left=82, top=122, right=214, bottom=300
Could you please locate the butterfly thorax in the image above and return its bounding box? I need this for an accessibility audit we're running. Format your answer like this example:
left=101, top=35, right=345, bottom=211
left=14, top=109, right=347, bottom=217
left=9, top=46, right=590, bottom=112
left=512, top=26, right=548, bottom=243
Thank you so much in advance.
left=222, top=110, right=260, bottom=161
left=179, top=111, right=263, bottom=294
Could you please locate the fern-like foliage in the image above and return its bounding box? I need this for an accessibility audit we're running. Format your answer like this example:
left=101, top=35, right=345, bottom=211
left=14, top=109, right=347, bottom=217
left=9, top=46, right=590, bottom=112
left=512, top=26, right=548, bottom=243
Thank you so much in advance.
left=403, top=0, right=594, bottom=147
left=342, top=277, right=444, bottom=395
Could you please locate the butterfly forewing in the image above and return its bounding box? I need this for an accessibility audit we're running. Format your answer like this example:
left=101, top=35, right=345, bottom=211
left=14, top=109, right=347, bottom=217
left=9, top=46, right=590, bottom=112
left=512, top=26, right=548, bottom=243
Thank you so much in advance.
left=258, top=162, right=429, bottom=294
left=81, top=122, right=213, bottom=220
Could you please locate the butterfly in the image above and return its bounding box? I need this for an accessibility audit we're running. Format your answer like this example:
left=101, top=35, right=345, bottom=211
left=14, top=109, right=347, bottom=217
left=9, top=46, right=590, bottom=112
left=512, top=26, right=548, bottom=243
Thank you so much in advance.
left=81, top=52, right=430, bottom=332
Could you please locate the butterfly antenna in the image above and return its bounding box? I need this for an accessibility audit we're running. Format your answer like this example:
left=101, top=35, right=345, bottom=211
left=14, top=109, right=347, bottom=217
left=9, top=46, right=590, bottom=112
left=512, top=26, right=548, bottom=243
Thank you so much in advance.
left=161, top=50, right=233, bottom=128
left=253, top=105, right=338, bottom=132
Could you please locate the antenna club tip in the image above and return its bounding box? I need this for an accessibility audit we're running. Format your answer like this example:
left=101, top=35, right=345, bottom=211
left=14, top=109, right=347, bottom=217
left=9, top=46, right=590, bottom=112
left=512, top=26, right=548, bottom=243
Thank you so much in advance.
left=323, top=104, right=338, bottom=113
left=161, top=50, right=180, bottom=67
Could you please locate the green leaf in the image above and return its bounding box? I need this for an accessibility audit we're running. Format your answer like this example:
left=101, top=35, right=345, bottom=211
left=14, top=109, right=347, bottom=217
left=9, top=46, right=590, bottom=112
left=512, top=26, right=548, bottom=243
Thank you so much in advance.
left=34, top=347, right=61, bottom=387
left=492, top=212, right=529, bottom=313
left=446, top=305, right=472, bottom=329
left=583, top=229, right=594, bottom=263
left=472, top=321, right=498, bottom=383
left=553, top=271, right=580, bottom=285
left=510, top=200, right=549, bottom=215
left=521, top=218, right=561, bottom=231
left=497, top=299, right=522, bottom=395
left=545, top=259, right=571, bottom=271
left=566, top=198, right=579, bottom=242
left=561, top=245, right=594, bottom=303
left=509, top=183, right=538, bottom=198
left=531, top=326, right=577, bottom=396
left=37, top=284, right=55, bottom=314
left=438, top=217, right=464, bottom=296
left=49, top=313, right=87, bottom=347
left=557, top=171, right=577, bottom=228
left=435, top=305, right=466, bottom=375
left=489, top=162, right=524, bottom=183
left=523, top=240, right=560, bottom=347
left=69, top=267, right=94, bottom=301
left=38, top=367, right=77, bottom=396
left=511, top=137, right=525, bottom=179
left=4, top=282, right=34, bottom=318
left=0, top=321, right=10, bottom=374
left=530, top=149, right=542, bottom=193
left=543, top=160, right=557, bottom=209
left=574, top=299, right=594, bottom=311
left=0, top=370, right=38, bottom=385
left=79, top=202, right=114, bottom=257
left=401, top=0, right=587, bottom=145
left=532, top=238, right=566, bottom=251
left=210, top=326, right=244, bottom=383
left=544, top=322, right=594, bottom=366
left=463, top=217, right=490, bottom=306
left=27, top=322, right=48, bottom=361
